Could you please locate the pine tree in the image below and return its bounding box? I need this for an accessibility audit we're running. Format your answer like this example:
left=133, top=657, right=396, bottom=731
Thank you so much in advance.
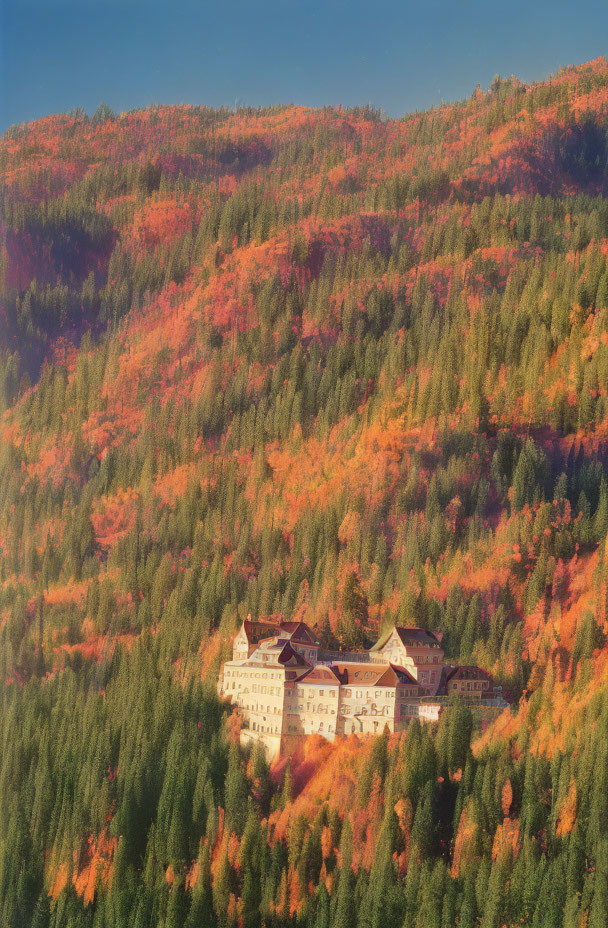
left=337, top=571, right=368, bottom=649
left=331, top=820, right=355, bottom=928
left=224, top=744, right=248, bottom=834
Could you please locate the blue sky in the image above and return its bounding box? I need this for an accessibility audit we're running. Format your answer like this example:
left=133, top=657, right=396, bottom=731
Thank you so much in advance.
left=1, top=0, right=607, bottom=131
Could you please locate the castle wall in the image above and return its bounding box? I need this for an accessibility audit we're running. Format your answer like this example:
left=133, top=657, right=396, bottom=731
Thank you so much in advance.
left=240, top=727, right=283, bottom=758
left=336, top=682, right=396, bottom=735
left=283, top=679, right=340, bottom=738
left=220, top=660, right=288, bottom=747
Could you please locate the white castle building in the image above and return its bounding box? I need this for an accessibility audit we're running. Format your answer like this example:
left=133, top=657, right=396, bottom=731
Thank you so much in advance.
left=218, top=616, right=495, bottom=758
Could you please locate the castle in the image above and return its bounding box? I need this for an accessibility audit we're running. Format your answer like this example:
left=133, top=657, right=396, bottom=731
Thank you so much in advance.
left=218, top=617, right=501, bottom=758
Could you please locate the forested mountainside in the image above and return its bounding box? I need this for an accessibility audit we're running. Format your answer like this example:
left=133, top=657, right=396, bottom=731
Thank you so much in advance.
left=2, top=57, right=608, bottom=928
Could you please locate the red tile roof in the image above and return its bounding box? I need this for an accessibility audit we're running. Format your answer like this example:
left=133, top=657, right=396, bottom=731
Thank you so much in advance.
left=330, top=662, right=394, bottom=685
left=394, top=627, right=443, bottom=649
left=297, top=665, right=340, bottom=685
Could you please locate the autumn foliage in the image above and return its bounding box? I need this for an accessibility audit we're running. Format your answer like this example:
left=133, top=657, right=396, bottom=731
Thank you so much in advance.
left=2, top=58, right=608, bottom=927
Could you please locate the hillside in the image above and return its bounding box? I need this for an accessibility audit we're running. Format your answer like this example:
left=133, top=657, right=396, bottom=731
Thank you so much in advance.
left=1, top=58, right=608, bottom=927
